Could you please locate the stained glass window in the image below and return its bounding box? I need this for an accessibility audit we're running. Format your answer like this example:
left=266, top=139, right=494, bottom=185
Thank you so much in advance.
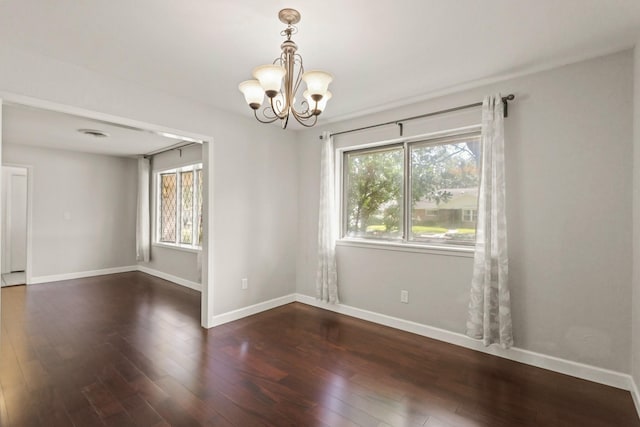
left=156, top=164, right=203, bottom=249
left=160, top=173, right=177, bottom=242
left=180, top=171, right=194, bottom=244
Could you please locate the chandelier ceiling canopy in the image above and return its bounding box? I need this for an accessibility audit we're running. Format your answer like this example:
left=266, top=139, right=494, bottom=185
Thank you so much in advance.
left=238, top=8, right=333, bottom=129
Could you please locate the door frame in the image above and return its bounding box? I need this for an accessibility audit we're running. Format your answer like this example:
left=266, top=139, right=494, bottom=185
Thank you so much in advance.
left=2, top=165, right=31, bottom=280
left=0, top=94, right=216, bottom=328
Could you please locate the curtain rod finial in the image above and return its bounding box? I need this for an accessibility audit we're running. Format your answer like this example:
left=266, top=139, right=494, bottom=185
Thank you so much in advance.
left=501, top=94, right=515, bottom=118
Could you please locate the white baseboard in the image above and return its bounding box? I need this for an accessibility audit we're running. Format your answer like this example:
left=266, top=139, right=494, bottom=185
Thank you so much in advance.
left=136, top=265, right=201, bottom=292
left=295, top=293, right=634, bottom=392
left=631, top=376, right=640, bottom=420
left=30, top=265, right=138, bottom=284
left=210, top=294, right=296, bottom=327
left=29, top=265, right=201, bottom=293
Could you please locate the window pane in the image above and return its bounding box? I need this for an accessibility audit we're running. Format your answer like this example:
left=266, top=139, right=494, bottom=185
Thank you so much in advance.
left=180, top=171, right=194, bottom=244
left=410, top=137, right=480, bottom=244
left=344, top=147, right=403, bottom=239
left=160, top=173, right=177, bottom=242
left=197, top=169, right=203, bottom=246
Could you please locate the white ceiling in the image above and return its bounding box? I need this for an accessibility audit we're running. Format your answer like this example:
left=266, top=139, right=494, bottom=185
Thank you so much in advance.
left=0, top=0, right=639, bottom=126
left=3, top=104, right=190, bottom=157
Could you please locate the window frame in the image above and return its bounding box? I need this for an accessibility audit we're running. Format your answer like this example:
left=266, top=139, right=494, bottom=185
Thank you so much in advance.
left=338, top=127, right=481, bottom=252
left=154, top=162, right=203, bottom=251
left=341, top=143, right=405, bottom=241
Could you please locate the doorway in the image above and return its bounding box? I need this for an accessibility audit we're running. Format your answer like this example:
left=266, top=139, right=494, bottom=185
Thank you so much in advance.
left=1, top=165, right=28, bottom=287
left=0, top=96, right=214, bottom=328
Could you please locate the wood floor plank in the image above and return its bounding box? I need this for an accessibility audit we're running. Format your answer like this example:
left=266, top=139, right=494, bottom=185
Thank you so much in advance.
left=1, top=272, right=638, bottom=426
left=120, top=394, right=166, bottom=427
left=29, top=385, right=75, bottom=426
left=82, top=380, right=128, bottom=419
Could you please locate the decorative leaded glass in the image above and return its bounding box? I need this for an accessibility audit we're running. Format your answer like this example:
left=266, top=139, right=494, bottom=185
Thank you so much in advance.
left=156, top=164, right=203, bottom=248
left=180, top=171, right=194, bottom=244
left=160, top=173, right=177, bottom=242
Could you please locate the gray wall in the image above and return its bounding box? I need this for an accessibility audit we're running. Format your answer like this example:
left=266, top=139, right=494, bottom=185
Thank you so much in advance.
left=2, top=143, right=137, bottom=278
left=297, top=50, right=633, bottom=373
left=0, top=43, right=298, bottom=318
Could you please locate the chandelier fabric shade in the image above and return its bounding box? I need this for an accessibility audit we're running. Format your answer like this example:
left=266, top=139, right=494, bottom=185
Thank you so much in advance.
left=238, top=8, right=333, bottom=129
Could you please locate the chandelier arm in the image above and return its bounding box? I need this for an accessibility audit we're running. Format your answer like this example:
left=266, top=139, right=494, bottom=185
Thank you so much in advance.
left=295, top=99, right=313, bottom=116
left=253, top=109, right=280, bottom=124
left=292, top=112, right=318, bottom=128
left=291, top=104, right=317, bottom=120
left=291, top=105, right=312, bottom=119
left=269, top=95, right=288, bottom=120
left=262, top=104, right=278, bottom=120
left=291, top=54, right=304, bottom=100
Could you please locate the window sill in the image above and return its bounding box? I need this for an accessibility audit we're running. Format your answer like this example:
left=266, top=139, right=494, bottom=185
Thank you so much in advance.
left=152, top=242, right=202, bottom=254
left=336, top=238, right=475, bottom=257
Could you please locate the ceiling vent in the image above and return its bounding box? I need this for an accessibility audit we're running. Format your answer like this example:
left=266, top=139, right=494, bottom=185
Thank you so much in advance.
left=77, top=128, right=109, bottom=138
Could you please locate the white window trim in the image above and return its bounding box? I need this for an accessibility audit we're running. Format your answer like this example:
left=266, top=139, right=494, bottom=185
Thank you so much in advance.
left=337, top=238, right=474, bottom=257
left=152, top=242, right=201, bottom=254
left=336, top=125, right=481, bottom=254
left=154, top=163, right=203, bottom=251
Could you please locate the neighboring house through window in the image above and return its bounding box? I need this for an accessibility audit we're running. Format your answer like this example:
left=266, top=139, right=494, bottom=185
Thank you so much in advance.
left=462, top=208, right=477, bottom=223
left=156, top=163, right=203, bottom=249
left=342, top=131, right=481, bottom=247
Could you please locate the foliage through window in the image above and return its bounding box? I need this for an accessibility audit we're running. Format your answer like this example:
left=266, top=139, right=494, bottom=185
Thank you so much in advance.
left=157, top=163, right=203, bottom=249
left=342, top=131, right=481, bottom=246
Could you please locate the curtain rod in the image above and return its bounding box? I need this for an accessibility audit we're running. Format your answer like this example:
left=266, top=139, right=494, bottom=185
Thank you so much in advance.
left=321, top=94, right=515, bottom=139
left=143, top=141, right=198, bottom=158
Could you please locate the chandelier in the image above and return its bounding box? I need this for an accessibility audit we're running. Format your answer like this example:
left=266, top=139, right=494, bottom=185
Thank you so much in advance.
left=238, top=8, right=333, bottom=129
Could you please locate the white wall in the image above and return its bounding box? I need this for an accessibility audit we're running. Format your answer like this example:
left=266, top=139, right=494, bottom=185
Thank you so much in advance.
left=297, top=50, right=633, bottom=373
left=2, top=144, right=137, bottom=278
left=632, top=42, right=640, bottom=389
left=137, top=144, right=202, bottom=284
left=0, top=44, right=298, bottom=318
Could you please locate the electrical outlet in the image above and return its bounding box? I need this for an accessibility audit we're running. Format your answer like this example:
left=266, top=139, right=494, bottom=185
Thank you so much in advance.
left=400, top=290, right=409, bottom=304
left=241, top=278, right=248, bottom=290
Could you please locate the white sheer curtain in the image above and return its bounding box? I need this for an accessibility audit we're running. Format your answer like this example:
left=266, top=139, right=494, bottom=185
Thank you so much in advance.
left=136, top=157, right=151, bottom=262
left=316, top=131, right=339, bottom=303
left=466, top=95, right=513, bottom=348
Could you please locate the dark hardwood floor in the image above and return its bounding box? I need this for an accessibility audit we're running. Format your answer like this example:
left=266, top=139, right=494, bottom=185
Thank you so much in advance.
left=0, top=272, right=637, bottom=426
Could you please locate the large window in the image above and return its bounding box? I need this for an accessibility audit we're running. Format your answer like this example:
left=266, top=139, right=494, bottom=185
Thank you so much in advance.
left=342, top=131, right=481, bottom=246
left=156, top=163, right=203, bottom=249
